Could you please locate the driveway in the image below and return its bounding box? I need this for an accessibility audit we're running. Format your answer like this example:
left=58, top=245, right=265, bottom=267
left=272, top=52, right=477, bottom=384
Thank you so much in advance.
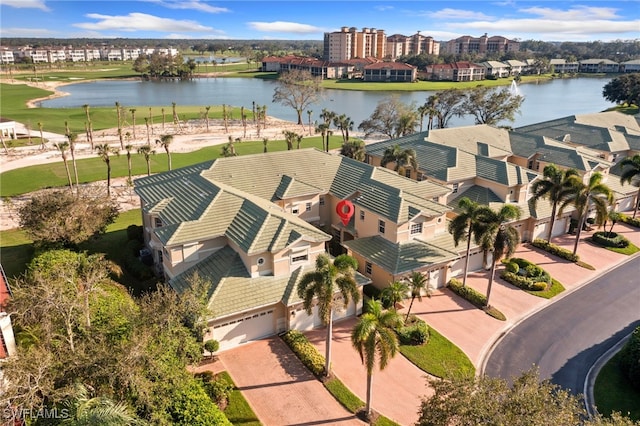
left=193, top=337, right=364, bottom=426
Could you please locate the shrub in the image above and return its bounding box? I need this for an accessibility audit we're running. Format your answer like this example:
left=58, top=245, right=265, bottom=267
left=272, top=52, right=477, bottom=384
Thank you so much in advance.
left=619, top=326, right=640, bottom=390
left=122, top=239, right=154, bottom=280
left=397, top=320, right=430, bottom=346
left=531, top=282, right=548, bottom=291
left=592, top=231, right=630, bottom=248
left=619, top=214, right=640, bottom=228
left=448, top=278, right=487, bottom=307
left=505, top=261, right=519, bottom=274
left=204, top=339, right=219, bottom=355
left=126, top=224, right=144, bottom=242
left=525, top=264, right=544, bottom=278
left=196, top=372, right=234, bottom=408
left=532, top=239, right=579, bottom=262
left=500, top=258, right=552, bottom=291
left=281, top=330, right=325, bottom=376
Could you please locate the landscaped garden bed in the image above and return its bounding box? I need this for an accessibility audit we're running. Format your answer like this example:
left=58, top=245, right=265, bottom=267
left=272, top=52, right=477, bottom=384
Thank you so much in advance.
left=589, top=231, right=640, bottom=255
left=500, top=257, right=566, bottom=299
left=447, top=278, right=506, bottom=321
left=531, top=239, right=595, bottom=270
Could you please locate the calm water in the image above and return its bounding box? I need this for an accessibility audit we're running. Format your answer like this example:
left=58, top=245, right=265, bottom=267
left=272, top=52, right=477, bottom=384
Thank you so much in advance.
left=41, top=76, right=614, bottom=128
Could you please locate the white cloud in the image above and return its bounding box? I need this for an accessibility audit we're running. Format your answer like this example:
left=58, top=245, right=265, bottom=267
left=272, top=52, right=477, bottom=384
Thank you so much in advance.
left=519, top=6, right=620, bottom=20
left=451, top=18, right=640, bottom=37
left=73, top=13, right=214, bottom=33
left=147, top=0, right=229, bottom=13
left=247, top=21, right=324, bottom=34
left=0, top=27, right=56, bottom=37
left=429, top=8, right=494, bottom=20
left=375, top=5, right=394, bottom=11
left=1, top=0, right=49, bottom=11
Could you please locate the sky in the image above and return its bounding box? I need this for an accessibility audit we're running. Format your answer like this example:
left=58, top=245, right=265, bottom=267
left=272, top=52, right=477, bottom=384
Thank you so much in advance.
left=1, top=0, right=639, bottom=42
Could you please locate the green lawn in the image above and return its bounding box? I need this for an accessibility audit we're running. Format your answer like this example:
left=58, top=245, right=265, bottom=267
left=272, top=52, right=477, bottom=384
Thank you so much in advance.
left=216, top=371, right=262, bottom=426
left=526, top=278, right=566, bottom=299
left=605, top=242, right=640, bottom=256
left=0, top=136, right=345, bottom=197
left=399, top=325, right=475, bottom=379
left=594, top=351, right=640, bottom=421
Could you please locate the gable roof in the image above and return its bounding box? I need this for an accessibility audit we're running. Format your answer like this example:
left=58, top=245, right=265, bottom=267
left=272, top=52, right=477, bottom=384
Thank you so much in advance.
left=425, top=124, right=513, bottom=157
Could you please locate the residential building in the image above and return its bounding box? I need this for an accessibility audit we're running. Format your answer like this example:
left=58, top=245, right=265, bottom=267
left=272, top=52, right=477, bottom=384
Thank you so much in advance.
left=323, top=26, right=386, bottom=61
left=578, top=59, right=620, bottom=73
left=0, top=48, right=14, bottom=64
left=362, top=61, right=417, bottom=82
left=425, top=62, right=486, bottom=81
left=504, top=59, right=527, bottom=75
left=478, top=60, right=510, bottom=78
left=620, top=59, right=640, bottom=73
left=549, top=59, right=579, bottom=74
left=261, top=55, right=354, bottom=79
left=441, top=34, right=520, bottom=55
left=385, top=32, right=439, bottom=60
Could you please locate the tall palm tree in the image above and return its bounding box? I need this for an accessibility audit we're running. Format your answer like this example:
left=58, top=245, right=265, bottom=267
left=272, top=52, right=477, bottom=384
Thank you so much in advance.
left=262, top=137, right=269, bottom=153
left=560, top=172, right=614, bottom=256
left=307, top=109, right=313, bottom=135
left=95, top=144, right=118, bottom=197
left=155, top=134, right=173, bottom=170
left=222, top=104, right=229, bottom=133
left=124, top=144, right=133, bottom=184
left=315, top=123, right=331, bottom=152
left=283, top=130, right=297, bottom=151
left=115, top=101, right=124, bottom=149
left=66, top=131, right=80, bottom=190
left=351, top=299, right=403, bottom=419
left=53, top=141, right=74, bottom=191
left=204, top=105, right=211, bottom=132
left=417, top=104, right=429, bottom=132
left=144, top=117, right=151, bottom=146
left=297, top=254, right=360, bottom=377
left=404, top=271, right=430, bottom=321
left=619, top=154, right=640, bottom=218
left=530, top=165, right=579, bottom=242
left=448, top=197, right=486, bottom=287
left=82, top=104, right=93, bottom=149
left=381, top=281, right=408, bottom=311
left=334, top=114, right=354, bottom=143
left=380, top=144, right=418, bottom=174
left=37, top=121, right=45, bottom=149
left=129, top=108, right=137, bottom=139
left=476, top=205, right=522, bottom=307
left=137, top=145, right=155, bottom=176
left=424, top=94, right=439, bottom=131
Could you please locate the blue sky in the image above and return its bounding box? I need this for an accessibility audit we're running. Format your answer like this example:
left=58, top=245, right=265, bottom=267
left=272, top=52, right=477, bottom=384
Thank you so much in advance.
left=1, top=0, right=639, bottom=42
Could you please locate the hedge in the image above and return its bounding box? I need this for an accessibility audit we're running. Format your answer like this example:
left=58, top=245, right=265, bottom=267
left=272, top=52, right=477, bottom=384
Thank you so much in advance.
left=592, top=231, right=630, bottom=248
left=619, top=214, right=640, bottom=228
left=448, top=278, right=487, bottom=307
left=620, top=326, right=640, bottom=390
left=281, top=330, right=325, bottom=377
left=501, top=257, right=551, bottom=291
left=531, top=239, right=579, bottom=262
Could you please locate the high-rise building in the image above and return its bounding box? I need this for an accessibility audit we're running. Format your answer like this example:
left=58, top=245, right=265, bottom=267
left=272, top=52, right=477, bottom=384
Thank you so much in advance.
left=441, top=34, right=520, bottom=55
left=323, top=27, right=386, bottom=61
left=386, top=32, right=440, bottom=60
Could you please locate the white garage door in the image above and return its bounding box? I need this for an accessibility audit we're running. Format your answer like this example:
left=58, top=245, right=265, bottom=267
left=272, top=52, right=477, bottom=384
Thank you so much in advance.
left=617, top=197, right=634, bottom=214
left=333, top=297, right=356, bottom=322
left=534, top=222, right=549, bottom=240
left=450, top=251, right=484, bottom=278
left=291, top=305, right=318, bottom=331
left=551, top=217, right=568, bottom=237
left=214, top=310, right=275, bottom=352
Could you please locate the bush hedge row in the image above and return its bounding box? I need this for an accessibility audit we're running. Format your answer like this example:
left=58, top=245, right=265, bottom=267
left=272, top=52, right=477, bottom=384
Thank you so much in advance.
left=620, top=326, right=640, bottom=390
left=281, top=330, right=325, bottom=377
left=592, top=231, right=630, bottom=248
left=448, top=278, right=487, bottom=308
left=532, top=239, right=579, bottom=262
left=619, top=214, right=640, bottom=228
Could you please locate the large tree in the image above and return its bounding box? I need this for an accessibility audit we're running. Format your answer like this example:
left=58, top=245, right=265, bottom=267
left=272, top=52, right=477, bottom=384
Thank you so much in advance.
left=380, top=144, right=418, bottom=173
left=459, top=86, right=524, bottom=126
left=95, top=144, right=119, bottom=197
left=560, top=172, right=613, bottom=256
left=602, top=73, right=640, bottom=106
left=619, top=154, right=640, bottom=218
left=351, top=299, right=403, bottom=419
left=358, top=97, right=418, bottom=139
left=272, top=69, right=321, bottom=125
left=340, top=140, right=366, bottom=161
left=431, top=89, right=465, bottom=129
left=156, top=134, right=174, bottom=170
left=530, top=165, right=579, bottom=242
left=297, top=254, right=360, bottom=377
left=18, top=190, right=118, bottom=248
left=448, top=197, right=486, bottom=287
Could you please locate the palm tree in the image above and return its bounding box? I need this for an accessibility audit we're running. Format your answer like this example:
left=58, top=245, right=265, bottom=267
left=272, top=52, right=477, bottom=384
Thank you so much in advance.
left=334, top=114, right=354, bottom=143
left=307, top=109, right=313, bottom=135
left=144, top=117, right=151, bottom=146
left=340, top=140, right=366, bottom=162
left=115, top=101, right=124, bottom=149
left=297, top=254, right=360, bottom=377
left=95, top=144, right=118, bottom=197
left=283, top=130, right=297, bottom=150
left=63, top=383, right=140, bottom=425
left=560, top=172, right=614, bottom=256
left=129, top=108, right=137, bottom=139
left=137, top=145, right=155, bottom=176
left=448, top=197, right=486, bottom=287
left=476, top=205, right=522, bottom=306
left=351, top=299, right=403, bottom=419
left=530, top=165, right=579, bottom=242
left=315, top=123, right=330, bottom=152
left=82, top=104, right=93, bottom=148
left=381, top=281, right=408, bottom=311
left=380, top=144, right=418, bottom=174
left=37, top=121, right=45, bottom=149
left=222, top=104, right=229, bottom=133
left=417, top=104, right=429, bottom=132
left=204, top=105, right=211, bottom=132
left=155, top=134, right=173, bottom=170
left=66, top=131, right=80, bottom=190
left=53, top=141, right=74, bottom=191
left=221, top=137, right=238, bottom=157
left=262, top=137, right=269, bottom=153
left=404, top=271, right=431, bottom=321
left=424, top=94, right=439, bottom=130
left=124, top=144, right=133, bottom=184
left=296, top=133, right=304, bottom=150
left=619, top=154, right=640, bottom=218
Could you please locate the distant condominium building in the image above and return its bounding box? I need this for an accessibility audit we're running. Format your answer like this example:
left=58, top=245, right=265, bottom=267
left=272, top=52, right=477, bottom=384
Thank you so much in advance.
left=323, top=26, right=386, bottom=61
left=441, top=33, right=520, bottom=55
left=386, top=32, right=440, bottom=60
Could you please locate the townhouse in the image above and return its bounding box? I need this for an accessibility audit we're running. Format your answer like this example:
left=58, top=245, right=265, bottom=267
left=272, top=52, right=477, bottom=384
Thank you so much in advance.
left=425, top=62, right=486, bottom=82
left=550, top=59, right=579, bottom=74
left=441, top=34, right=520, bottom=55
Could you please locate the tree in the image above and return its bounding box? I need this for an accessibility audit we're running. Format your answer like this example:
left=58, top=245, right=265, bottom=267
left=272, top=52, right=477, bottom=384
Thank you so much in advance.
left=203, top=105, right=211, bottom=132
left=262, top=137, right=269, bottom=153
left=115, top=101, right=124, bottom=149
left=283, top=130, right=298, bottom=151
left=137, top=145, right=155, bottom=176
left=381, top=281, right=408, bottom=311
left=619, top=154, right=640, bottom=218
left=448, top=197, right=486, bottom=287
left=358, top=97, right=418, bottom=139
left=334, top=114, right=354, bottom=143
left=297, top=254, right=360, bottom=376
left=82, top=104, right=93, bottom=149
left=221, top=137, right=238, bottom=157
left=272, top=69, right=321, bottom=125
left=459, top=86, right=524, bottom=126
left=53, top=141, right=74, bottom=191
left=37, top=121, right=45, bottom=149
left=530, top=165, right=579, bottom=242
left=96, top=144, right=119, bottom=197
left=380, top=144, right=418, bottom=173
left=203, top=339, right=219, bottom=361
left=431, top=89, right=465, bottom=129
left=351, top=299, right=403, bottom=419
left=124, top=144, right=134, bottom=184
left=560, top=172, right=613, bottom=256
left=156, top=134, right=174, bottom=170
left=18, top=191, right=118, bottom=248
left=404, top=271, right=431, bottom=321
left=476, top=204, right=522, bottom=306
left=602, top=73, right=640, bottom=106
left=62, top=383, right=141, bottom=425
left=66, top=131, right=80, bottom=190
left=340, top=140, right=366, bottom=161
left=307, top=109, right=313, bottom=135
left=129, top=108, right=137, bottom=139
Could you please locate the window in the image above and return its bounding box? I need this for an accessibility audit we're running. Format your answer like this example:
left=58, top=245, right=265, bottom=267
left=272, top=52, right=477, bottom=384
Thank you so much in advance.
left=410, top=223, right=422, bottom=234
left=405, top=169, right=411, bottom=178
left=154, top=217, right=163, bottom=228
left=291, top=254, right=308, bottom=263
left=378, top=220, right=385, bottom=234
left=306, top=202, right=312, bottom=212
left=452, top=183, right=459, bottom=194
left=319, top=196, right=325, bottom=206
left=360, top=211, right=365, bottom=221
left=257, top=257, right=265, bottom=266
left=365, top=262, right=372, bottom=275
left=292, top=205, right=299, bottom=214
left=432, top=196, right=439, bottom=203
left=528, top=160, right=534, bottom=169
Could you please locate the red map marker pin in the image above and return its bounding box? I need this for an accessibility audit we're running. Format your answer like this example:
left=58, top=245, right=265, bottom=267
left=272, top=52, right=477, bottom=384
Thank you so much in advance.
left=336, top=200, right=354, bottom=226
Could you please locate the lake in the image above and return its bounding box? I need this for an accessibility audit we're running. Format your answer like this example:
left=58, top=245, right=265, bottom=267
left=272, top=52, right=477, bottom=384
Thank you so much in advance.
left=40, top=76, right=615, bottom=128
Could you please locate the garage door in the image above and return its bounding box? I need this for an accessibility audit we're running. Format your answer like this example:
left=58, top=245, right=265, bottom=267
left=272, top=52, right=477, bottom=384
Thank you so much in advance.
left=533, top=222, right=549, bottom=241
left=551, top=217, right=568, bottom=238
left=290, top=305, right=318, bottom=331
left=333, top=296, right=356, bottom=322
left=450, top=251, right=484, bottom=278
left=214, top=310, right=275, bottom=352
left=617, top=197, right=634, bottom=214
